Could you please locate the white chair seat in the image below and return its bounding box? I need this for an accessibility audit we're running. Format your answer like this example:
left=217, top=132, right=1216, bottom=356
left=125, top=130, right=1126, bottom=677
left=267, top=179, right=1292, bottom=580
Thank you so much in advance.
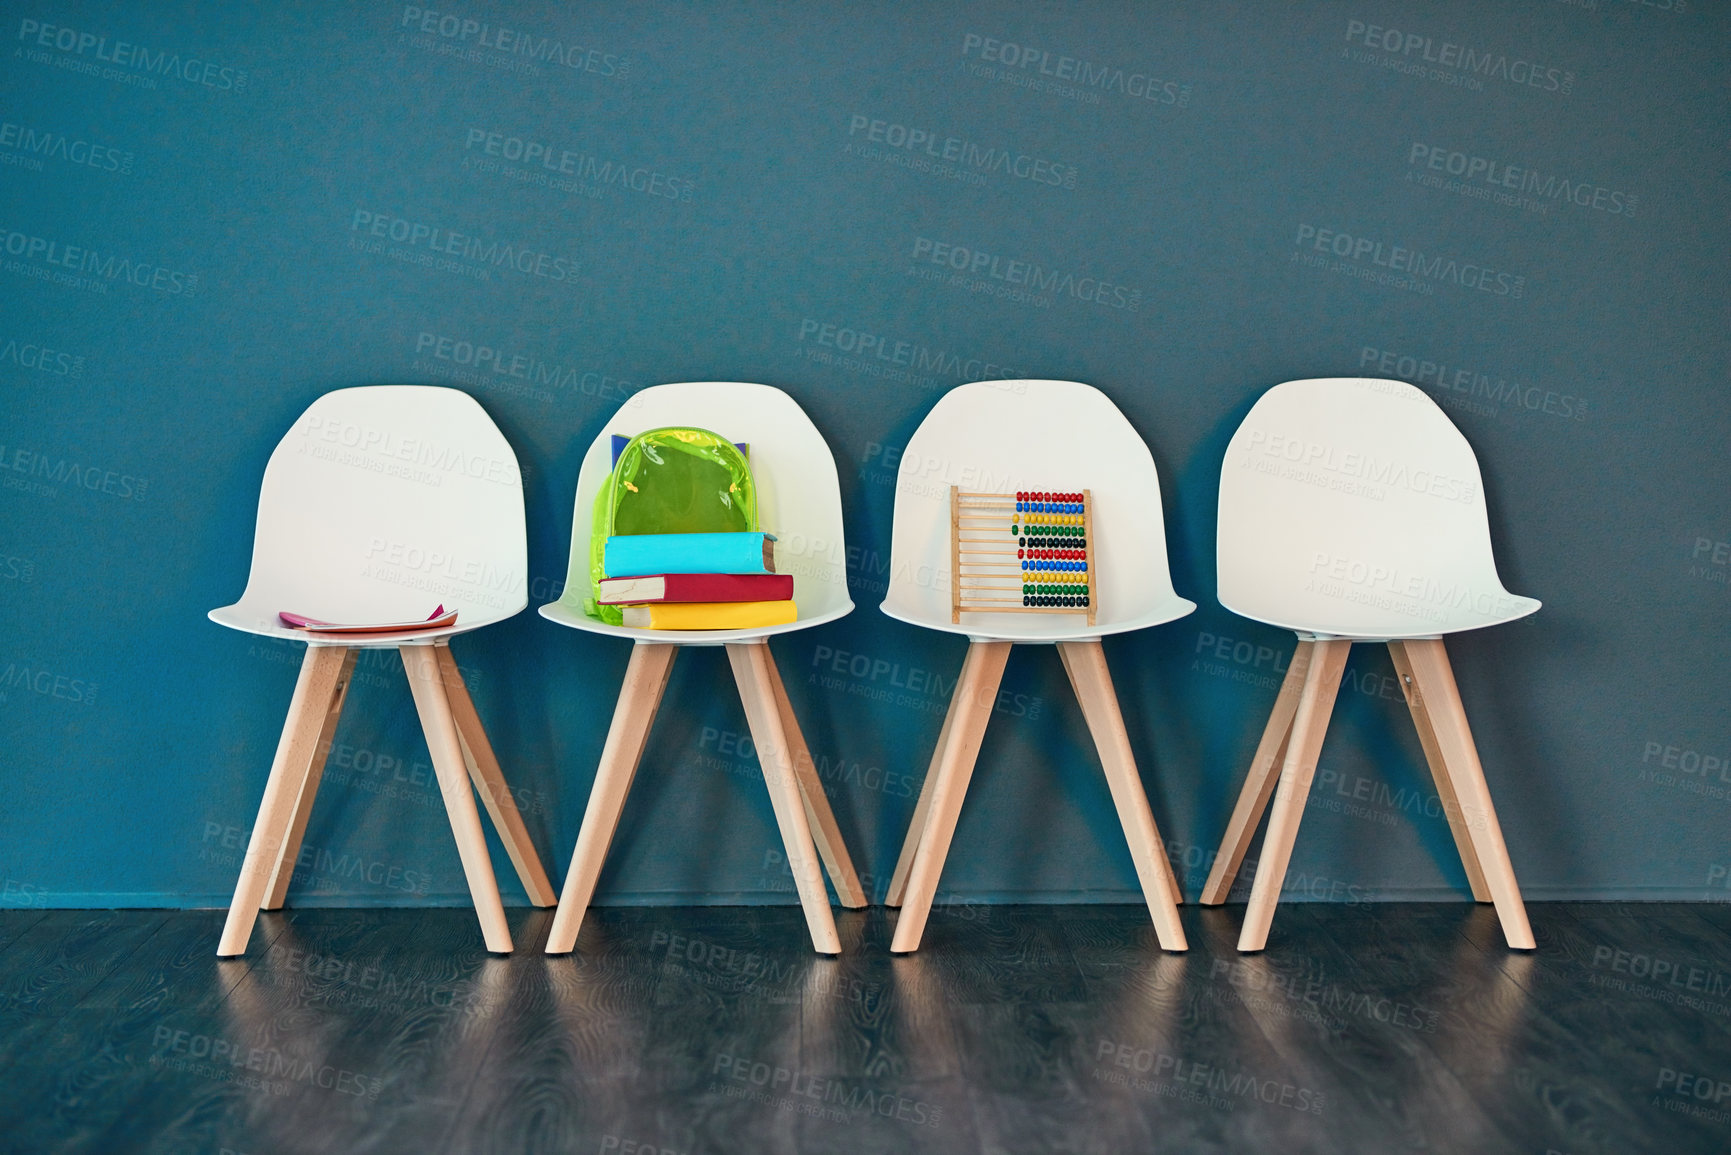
left=1217, top=377, right=1537, bottom=640
left=541, top=381, right=853, bottom=640
left=207, top=604, right=481, bottom=646
left=1203, top=377, right=1537, bottom=954
left=880, top=380, right=1192, bottom=955
left=881, top=380, right=1195, bottom=642
left=538, top=598, right=851, bottom=647
left=206, top=385, right=551, bottom=959
left=1239, top=596, right=1541, bottom=643
left=879, top=594, right=1195, bottom=643
left=540, top=382, right=863, bottom=958
left=209, top=384, right=528, bottom=644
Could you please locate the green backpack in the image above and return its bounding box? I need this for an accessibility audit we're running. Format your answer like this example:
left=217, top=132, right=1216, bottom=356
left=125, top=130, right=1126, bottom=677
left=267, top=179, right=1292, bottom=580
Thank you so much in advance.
left=586, top=426, right=757, bottom=623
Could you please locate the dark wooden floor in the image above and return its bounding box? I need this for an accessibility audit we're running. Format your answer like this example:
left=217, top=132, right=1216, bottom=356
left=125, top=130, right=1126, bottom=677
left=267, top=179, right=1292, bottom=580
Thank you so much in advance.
left=0, top=903, right=1728, bottom=1153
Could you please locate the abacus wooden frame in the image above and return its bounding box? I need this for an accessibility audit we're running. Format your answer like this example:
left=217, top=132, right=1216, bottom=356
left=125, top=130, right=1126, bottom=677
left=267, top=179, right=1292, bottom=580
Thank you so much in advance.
left=950, top=487, right=1096, bottom=627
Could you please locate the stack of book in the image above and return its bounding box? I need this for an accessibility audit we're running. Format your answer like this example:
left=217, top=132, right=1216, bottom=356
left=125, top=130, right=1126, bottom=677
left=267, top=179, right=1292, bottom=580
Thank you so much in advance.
left=600, top=531, right=795, bottom=629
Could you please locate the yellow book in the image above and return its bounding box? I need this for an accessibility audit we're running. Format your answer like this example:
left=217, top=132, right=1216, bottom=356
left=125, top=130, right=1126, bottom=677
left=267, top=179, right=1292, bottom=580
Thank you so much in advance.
left=621, top=600, right=796, bottom=630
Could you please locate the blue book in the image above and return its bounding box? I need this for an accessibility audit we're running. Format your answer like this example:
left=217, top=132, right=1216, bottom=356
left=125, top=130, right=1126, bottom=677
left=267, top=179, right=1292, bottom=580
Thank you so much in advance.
left=603, top=532, right=777, bottom=578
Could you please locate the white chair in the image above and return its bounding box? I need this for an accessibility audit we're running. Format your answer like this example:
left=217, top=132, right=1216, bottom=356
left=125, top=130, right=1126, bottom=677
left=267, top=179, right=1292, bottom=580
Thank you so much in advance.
left=881, top=380, right=1196, bottom=953
left=539, top=382, right=864, bottom=955
left=1200, top=377, right=1540, bottom=951
left=208, top=385, right=555, bottom=957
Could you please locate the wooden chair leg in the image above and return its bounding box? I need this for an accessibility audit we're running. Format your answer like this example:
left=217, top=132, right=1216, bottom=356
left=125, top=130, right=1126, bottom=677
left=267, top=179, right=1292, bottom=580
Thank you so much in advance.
left=1058, top=643, right=1183, bottom=905
left=890, top=641, right=1011, bottom=954
left=885, top=643, right=970, bottom=907
left=401, top=644, right=512, bottom=954
left=760, top=649, right=867, bottom=909
left=1386, top=641, right=1492, bottom=903
left=545, top=642, right=678, bottom=954
left=1397, top=639, right=1534, bottom=950
left=1238, top=639, right=1352, bottom=952
left=433, top=644, right=557, bottom=908
left=218, top=645, right=353, bottom=956
left=1057, top=640, right=1187, bottom=952
left=1200, top=640, right=1312, bottom=905
left=727, top=643, right=841, bottom=955
left=262, top=647, right=356, bottom=910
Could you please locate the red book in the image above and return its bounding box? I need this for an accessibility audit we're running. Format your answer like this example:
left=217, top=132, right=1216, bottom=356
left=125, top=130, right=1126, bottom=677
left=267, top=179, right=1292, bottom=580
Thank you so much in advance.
left=596, top=573, right=793, bottom=605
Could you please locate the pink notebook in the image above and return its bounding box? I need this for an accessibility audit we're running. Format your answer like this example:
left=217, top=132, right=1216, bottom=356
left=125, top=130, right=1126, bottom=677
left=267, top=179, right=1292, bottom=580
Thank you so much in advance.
left=278, top=605, right=457, bottom=634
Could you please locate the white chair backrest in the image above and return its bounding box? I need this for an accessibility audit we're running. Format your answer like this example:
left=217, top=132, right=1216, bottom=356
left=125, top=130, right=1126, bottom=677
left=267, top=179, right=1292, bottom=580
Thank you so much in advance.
left=882, top=380, right=1194, bottom=641
left=1218, top=377, right=1538, bottom=638
left=223, top=386, right=526, bottom=633
left=554, top=382, right=852, bottom=622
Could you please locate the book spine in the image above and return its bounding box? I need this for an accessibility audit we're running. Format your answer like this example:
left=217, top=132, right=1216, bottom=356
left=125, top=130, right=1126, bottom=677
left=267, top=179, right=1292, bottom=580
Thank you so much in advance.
left=651, top=601, right=795, bottom=629
left=605, top=534, right=770, bottom=577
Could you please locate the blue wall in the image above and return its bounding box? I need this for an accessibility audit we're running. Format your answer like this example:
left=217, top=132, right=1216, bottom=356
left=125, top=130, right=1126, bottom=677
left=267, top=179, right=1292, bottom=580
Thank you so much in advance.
left=2, top=0, right=1726, bottom=909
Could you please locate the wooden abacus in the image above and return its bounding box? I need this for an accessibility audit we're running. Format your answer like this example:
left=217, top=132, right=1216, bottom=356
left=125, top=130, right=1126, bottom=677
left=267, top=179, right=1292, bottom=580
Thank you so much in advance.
left=951, top=486, right=1095, bottom=626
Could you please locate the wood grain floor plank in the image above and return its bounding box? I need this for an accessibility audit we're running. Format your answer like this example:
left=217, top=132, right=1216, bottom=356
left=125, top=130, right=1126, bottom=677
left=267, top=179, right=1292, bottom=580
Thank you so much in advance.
left=0, top=909, right=49, bottom=959
left=0, top=905, right=1727, bottom=1154
left=0, top=910, right=286, bottom=1155
left=1346, top=902, right=1731, bottom=1155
